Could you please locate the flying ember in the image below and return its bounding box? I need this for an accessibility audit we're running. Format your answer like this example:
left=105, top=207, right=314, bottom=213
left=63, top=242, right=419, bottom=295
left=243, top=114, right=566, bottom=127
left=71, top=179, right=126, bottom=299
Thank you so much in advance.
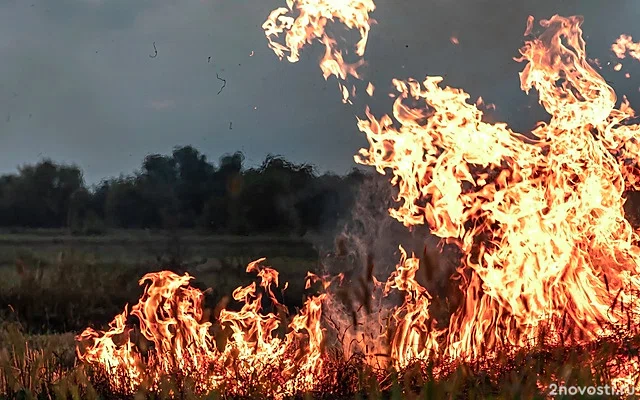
left=613, top=34, right=640, bottom=62
left=76, top=10, right=640, bottom=398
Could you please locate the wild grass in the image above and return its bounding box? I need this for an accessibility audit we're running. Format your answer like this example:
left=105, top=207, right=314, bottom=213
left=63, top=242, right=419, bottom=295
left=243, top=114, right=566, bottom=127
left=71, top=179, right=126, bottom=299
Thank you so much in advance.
left=2, top=318, right=639, bottom=399
left=0, top=235, right=639, bottom=399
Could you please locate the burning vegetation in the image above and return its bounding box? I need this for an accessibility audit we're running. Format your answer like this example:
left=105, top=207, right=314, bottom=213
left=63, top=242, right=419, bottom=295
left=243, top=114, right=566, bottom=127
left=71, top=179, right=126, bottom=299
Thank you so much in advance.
left=73, top=9, right=640, bottom=400
left=4, top=1, right=639, bottom=399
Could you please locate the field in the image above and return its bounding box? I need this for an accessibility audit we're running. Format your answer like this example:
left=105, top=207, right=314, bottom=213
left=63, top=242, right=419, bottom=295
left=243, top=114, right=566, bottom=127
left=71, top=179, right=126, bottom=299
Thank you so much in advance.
left=0, top=229, right=639, bottom=399
left=0, top=229, right=324, bottom=399
left=0, top=229, right=319, bottom=328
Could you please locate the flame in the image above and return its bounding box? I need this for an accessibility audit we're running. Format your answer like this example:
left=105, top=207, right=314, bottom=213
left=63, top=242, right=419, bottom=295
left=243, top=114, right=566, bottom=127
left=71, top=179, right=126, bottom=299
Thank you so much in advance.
left=384, top=247, right=443, bottom=368
left=613, top=34, right=640, bottom=61
left=355, top=15, right=640, bottom=364
left=476, top=96, right=496, bottom=111
left=262, top=0, right=376, bottom=103
left=77, top=262, right=326, bottom=398
left=366, top=81, right=375, bottom=96
left=77, top=12, right=640, bottom=397
left=612, top=34, right=640, bottom=81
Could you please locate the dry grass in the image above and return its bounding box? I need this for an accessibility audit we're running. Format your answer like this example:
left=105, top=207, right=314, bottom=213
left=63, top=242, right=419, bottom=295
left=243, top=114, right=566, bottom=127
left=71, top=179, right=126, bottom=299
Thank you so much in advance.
left=2, top=320, right=640, bottom=399
left=1, top=236, right=639, bottom=399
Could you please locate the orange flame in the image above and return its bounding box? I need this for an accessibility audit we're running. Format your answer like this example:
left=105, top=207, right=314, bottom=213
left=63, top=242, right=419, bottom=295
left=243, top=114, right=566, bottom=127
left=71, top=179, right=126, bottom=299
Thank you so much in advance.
left=77, top=12, right=640, bottom=397
left=612, top=34, right=640, bottom=61
left=384, top=247, right=443, bottom=368
left=262, top=0, right=376, bottom=103
left=355, top=15, right=640, bottom=364
left=77, top=261, right=326, bottom=397
left=366, top=81, right=375, bottom=96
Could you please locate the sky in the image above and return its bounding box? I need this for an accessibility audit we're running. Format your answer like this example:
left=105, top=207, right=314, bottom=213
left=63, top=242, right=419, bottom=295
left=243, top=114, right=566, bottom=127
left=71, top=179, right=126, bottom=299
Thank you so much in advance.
left=0, top=0, right=639, bottom=184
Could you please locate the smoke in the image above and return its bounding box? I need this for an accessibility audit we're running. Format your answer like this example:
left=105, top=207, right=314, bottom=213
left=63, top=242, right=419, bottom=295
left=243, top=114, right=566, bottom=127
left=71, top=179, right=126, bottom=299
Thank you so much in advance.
left=316, top=173, right=458, bottom=297
left=310, top=172, right=461, bottom=362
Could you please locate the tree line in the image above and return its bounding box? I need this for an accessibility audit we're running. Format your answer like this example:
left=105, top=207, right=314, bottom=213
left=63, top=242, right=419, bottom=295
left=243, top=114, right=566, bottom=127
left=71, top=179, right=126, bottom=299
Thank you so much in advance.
left=0, top=146, right=367, bottom=235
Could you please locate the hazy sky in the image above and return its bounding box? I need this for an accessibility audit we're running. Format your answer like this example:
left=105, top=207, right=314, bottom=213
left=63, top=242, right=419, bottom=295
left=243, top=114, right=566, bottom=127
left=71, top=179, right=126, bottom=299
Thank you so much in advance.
left=0, top=0, right=639, bottom=184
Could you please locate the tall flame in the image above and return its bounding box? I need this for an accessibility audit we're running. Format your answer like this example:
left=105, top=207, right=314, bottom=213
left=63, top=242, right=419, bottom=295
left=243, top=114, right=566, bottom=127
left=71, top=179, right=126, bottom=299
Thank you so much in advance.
left=355, top=14, right=640, bottom=363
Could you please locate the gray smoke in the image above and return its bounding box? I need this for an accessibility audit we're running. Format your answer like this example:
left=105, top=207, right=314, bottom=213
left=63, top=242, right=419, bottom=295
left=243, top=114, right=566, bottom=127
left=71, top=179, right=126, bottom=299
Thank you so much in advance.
left=315, top=173, right=458, bottom=297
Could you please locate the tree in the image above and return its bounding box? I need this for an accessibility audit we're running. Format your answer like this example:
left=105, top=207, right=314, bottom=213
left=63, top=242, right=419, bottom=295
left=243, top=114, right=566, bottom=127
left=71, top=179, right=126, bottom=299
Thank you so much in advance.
left=104, top=177, right=150, bottom=228
left=90, top=180, right=111, bottom=220
left=67, top=187, right=92, bottom=232
left=0, top=147, right=368, bottom=235
left=142, top=154, right=178, bottom=185
left=0, top=174, right=19, bottom=226
left=139, top=154, right=181, bottom=229
left=172, top=146, right=216, bottom=226
left=54, top=164, right=85, bottom=226
left=239, top=155, right=316, bottom=235
left=200, top=152, right=246, bottom=232
left=0, top=160, right=84, bottom=227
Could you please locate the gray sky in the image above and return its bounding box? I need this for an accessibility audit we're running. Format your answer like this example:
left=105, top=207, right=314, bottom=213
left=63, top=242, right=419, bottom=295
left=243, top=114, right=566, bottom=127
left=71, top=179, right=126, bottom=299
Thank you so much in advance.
left=0, top=0, right=639, bottom=184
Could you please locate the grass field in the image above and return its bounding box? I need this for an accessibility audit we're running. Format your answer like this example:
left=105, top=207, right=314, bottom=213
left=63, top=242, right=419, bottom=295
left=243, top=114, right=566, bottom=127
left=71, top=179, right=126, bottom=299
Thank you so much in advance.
left=0, top=229, right=324, bottom=398
left=0, top=229, right=320, bottom=330
left=0, top=229, right=639, bottom=399
left=0, top=228, right=317, bottom=265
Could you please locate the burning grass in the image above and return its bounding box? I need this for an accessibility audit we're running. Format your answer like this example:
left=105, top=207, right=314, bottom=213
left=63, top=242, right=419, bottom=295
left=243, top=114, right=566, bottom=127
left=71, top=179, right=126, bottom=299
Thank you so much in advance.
left=1, top=289, right=640, bottom=399
left=67, top=255, right=639, bottom=398
left=2, top=247, right=635, bottom=399
left=64, top=10, right=640, bottom=399
left=4, top=2, right=640, bottom=399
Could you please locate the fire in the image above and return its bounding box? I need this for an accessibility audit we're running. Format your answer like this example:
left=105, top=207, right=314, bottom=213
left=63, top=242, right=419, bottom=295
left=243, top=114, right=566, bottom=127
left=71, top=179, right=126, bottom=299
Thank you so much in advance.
left=366, top=81, right=375, bottom=96
left=76, top=11, right=640, bottom=398
left=384, top=247, right=443, bottom=368
left=262, top=0, right=376, bottom=104
left=77, top=261, right=326, bottom=398
left=613, top=34, right=640, bottom=61
left=356, top=13, right=640, bottom=366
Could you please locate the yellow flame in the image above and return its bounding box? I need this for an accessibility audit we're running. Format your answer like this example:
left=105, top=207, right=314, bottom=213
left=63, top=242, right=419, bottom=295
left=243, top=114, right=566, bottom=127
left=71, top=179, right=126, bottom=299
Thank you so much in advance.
left=355, top=15, right=640, bottom=364
left=77, top=263, right=326, bottom=398
left=77, top=12, right=640, bottom=397
left=262, top=0, right=376, bottom=103
left=613, top=34, right=640, bottom=61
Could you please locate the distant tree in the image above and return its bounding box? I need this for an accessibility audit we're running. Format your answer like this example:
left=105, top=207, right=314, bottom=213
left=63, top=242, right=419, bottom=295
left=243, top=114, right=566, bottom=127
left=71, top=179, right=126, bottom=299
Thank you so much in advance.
left=142, top=154, right=178, bottom=185
left=295, top=172, right=342, bottom=232
left=0, top=160, right=83, bottom=227
left=0, top=147, right=368, bottom=234
left=90, top=180, right=111, bottom=219
left=0, top=174, right=19, bottom=226
left=139, top=153, right=181, bottom=229
left=239, top=155, right=316, bottom=235
left=104, top=177, right=151, bottom=228
left=54, top=164, right=85, bottom=225
left=200, top=151, right=245, bottom=232
left=172, top=146, right=216, bottom=226
left=67, top=187, right=92, bottom=232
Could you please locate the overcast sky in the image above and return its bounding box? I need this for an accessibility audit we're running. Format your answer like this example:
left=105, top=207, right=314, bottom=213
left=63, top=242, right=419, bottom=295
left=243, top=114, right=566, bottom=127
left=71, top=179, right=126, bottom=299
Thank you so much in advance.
left=0, top=0, right=639, bottom=184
